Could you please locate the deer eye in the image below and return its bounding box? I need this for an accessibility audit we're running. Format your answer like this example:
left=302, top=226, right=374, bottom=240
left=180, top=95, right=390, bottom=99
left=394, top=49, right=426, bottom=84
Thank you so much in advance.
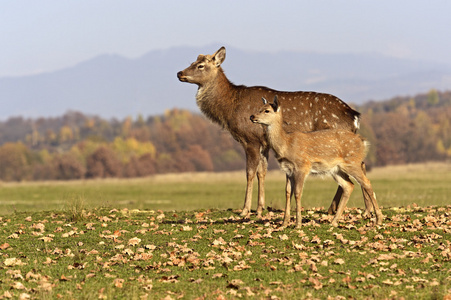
left=265, top=110, right=270, bottom=113
left=197, top=65, right=205, bottom=70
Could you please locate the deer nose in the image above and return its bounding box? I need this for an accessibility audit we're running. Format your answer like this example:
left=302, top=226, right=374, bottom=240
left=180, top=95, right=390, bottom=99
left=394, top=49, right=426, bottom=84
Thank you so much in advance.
left=250, top=115, right=255, bottom=122
left=177, top=71, right=183, bottom=78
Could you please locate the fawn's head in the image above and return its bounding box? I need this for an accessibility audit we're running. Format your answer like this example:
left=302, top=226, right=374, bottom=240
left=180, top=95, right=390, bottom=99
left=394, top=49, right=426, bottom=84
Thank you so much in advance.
left=250, top=96, right=281, bottom=126
left=177, top=47, right=226, bottom=86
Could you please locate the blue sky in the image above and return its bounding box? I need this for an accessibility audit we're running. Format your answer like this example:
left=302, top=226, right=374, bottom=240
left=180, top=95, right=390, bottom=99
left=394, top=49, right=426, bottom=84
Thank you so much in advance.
left=1, top=1, right=451, bottom=77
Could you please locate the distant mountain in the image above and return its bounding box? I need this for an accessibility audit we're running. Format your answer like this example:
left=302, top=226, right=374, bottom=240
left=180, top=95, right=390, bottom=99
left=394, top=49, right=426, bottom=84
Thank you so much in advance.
left=1, top=44, right=451, bottom=120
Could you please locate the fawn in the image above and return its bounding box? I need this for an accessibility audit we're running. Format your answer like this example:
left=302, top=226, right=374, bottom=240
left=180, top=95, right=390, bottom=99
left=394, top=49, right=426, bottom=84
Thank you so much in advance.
left=250, top=96, right=383, bottom=227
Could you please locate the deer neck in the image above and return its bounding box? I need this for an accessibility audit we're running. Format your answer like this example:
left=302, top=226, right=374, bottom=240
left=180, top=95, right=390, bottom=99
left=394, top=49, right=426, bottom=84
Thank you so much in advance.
left=196, top=70, right=237, bottom=127
left=265, top=118, right=290, bottom=158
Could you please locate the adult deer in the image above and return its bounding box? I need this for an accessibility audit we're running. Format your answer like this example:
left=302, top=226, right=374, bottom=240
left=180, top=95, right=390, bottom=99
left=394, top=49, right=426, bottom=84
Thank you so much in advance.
left=177, top=46, right=369, bottom=217
left=250, top=96, right=383, bottom=227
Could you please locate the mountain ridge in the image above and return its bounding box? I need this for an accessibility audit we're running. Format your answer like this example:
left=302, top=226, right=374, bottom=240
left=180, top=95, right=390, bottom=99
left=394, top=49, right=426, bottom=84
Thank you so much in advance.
left=1, top=44, right=450, bottom=120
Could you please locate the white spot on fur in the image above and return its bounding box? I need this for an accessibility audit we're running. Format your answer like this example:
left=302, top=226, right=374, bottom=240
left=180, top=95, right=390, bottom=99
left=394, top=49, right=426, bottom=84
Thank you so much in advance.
left=332, top=114, right=339, bottom=119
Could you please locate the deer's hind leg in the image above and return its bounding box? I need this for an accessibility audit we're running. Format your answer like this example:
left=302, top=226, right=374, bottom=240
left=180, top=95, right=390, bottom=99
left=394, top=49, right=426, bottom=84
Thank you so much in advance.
left=328, top=186, right=343, bottom=214
left=328, top=162, right=373, bottom=218
left=351, top=167, right=383, bottom=225
left=331, top=171, right=354, bottom=227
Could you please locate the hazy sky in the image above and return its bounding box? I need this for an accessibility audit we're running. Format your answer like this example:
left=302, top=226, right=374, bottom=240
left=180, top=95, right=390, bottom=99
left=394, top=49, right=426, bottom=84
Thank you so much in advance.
left=1, top=1, right=451, bottom=77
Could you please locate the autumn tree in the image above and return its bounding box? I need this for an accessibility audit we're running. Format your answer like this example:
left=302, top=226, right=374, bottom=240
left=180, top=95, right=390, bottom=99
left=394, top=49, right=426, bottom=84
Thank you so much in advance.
left=0, top=142, right=32, bottom=181
left=53, top=152, right=86, bottom=180
left=86, top=146, right=122, bottom=178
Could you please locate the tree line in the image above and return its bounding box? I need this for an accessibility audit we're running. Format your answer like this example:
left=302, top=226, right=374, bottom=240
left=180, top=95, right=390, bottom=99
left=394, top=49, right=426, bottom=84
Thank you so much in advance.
left=0, top=89, right=450, bottom=181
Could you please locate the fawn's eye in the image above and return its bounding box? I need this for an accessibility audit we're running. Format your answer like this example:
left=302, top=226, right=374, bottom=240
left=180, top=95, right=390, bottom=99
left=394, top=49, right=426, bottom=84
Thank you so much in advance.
left=265, top=110, right=270, bottom=113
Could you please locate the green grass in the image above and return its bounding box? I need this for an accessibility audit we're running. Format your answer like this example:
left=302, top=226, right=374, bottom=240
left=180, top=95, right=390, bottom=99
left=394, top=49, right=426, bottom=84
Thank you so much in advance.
left=0, top=162, right=450, bottom=215
left=0, top=163, right=451, bottom=215
left=0, top=206, right=450, bottom=299
left=0, top=162, right=450, bottom=299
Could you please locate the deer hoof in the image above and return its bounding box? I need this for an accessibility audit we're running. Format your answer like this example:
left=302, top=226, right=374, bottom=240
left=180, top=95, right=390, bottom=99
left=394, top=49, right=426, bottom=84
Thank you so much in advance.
left=281, top=221, right=289, bottom=228
left=362, top=210, right=372, bottom=219
left=327, top=206, right=336, bottom=215
left=240, top=208, right=249, bottom=217
left=331, top=221, right=339, bottom=227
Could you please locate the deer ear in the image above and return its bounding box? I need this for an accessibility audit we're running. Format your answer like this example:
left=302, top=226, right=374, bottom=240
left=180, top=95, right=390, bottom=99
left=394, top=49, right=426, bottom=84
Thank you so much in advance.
left=262, top=97, right=268, bottom=105
left=273, top=95, right=280, bottom=112
left=212, top=47, right=226, bottom=67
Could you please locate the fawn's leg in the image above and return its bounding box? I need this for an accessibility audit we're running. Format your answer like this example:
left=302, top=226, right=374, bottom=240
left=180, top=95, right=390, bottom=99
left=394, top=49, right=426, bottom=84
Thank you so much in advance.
left=282, top=174, right=294, bottom=227
left=256, top=148, right=269, bottom=218
left=360, top=162, right=374, bottom=218
left=355, top=176, right=383, bottom=225
left=241, top=146, right=260, bottom=217
left=330, top=163, right=373, bottom=218
left=331, top=172, right=354, bottom=227
left=293, top=172, right=307, bottom=229
left=327, top=186, right=343, bottom=214
left=345, top=164, right=383, bottom=225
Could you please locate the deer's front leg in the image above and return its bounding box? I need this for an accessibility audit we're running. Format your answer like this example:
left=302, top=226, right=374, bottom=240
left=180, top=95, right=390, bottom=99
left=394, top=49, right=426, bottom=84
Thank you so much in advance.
left=281, top=174, right=292, bottom=227
left=255, top=148, right=269, bottom=218
left=240, top=147, right=260, bottom=217
left=293, top=172, right=306, bottom=229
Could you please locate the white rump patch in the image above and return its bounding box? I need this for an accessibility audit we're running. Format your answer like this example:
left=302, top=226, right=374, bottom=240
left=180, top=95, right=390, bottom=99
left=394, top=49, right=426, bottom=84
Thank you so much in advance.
left=354, top=115, right=361, bottom=129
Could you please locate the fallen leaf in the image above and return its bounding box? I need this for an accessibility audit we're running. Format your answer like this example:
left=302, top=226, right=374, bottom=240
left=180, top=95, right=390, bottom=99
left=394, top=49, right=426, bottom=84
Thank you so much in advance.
left=227, top=279, right=244, bottom=289
left=39, top=236, right=53, bottom=242
left=279, top=234, right=289, bottom=241
left=128, top=237, right=141, bottom=246
left=4, top=258, right=25, bottom=267
left=0, top=243, right=10, bottom=250
left=113, top=278, right=124, bottom=288
left=309, top=277, right=323, bottom=290
left=11, top=281, right=26, bottom=290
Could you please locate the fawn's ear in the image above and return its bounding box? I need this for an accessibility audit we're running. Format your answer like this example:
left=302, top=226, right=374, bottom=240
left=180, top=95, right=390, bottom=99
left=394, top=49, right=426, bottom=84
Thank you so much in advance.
left=262, top=97, right=268, bottom=105
left=272, top=95, right=280, bottom=112
left=212, top=47, right=226, bottom=67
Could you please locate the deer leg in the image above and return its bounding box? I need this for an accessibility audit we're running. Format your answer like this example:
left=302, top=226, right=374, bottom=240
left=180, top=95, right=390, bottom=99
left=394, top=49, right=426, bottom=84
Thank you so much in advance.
left=331, top=172, right=354, bottom=227
left=360, top=162, right=374, bottom=219
left=327, top=186, right=343, bottom=214
left=240, top=147, right=260, bottom=217
left=358, top=177, right=383, bottom=226
left=282, top=174, right=293, bottom=227
left=345, top=164, right=383, bottom=225
left=255, top=148, right=269, bottom=218
left=293, top=172, right=306, bottom=229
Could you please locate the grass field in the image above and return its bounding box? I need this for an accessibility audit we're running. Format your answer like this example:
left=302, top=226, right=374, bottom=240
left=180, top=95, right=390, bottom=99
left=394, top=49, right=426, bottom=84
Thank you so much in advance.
left=0, top=163, right=450, bottom=299
left=0, top=162, right=450, bottom=215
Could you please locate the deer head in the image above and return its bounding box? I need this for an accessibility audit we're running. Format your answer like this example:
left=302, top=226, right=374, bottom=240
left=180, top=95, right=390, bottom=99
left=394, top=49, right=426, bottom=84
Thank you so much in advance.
left=177, top=47, right=226, bottom=86
left=250, top=95, right=280, bottom=125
